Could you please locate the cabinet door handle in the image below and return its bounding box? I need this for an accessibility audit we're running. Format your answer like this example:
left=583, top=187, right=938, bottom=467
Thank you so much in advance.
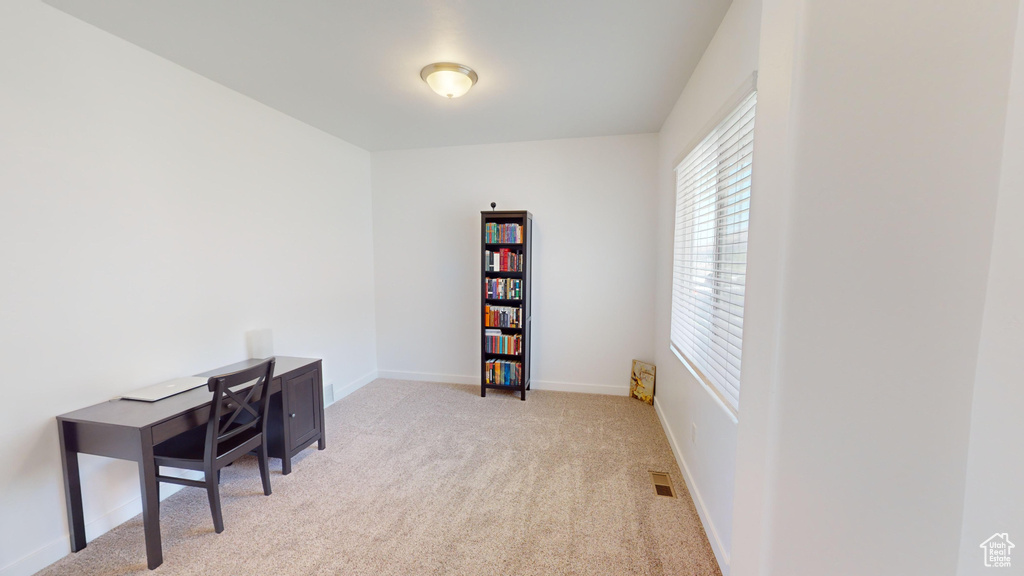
left=290, top=413, right=296, bottom=418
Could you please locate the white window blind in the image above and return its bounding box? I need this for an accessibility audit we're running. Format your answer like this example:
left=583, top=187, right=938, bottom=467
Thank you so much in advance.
left=671, top=90, right=756, bottom=413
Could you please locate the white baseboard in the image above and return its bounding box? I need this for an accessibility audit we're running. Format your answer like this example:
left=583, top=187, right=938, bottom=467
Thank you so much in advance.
left=329, top=369, right=378, bottom=404
left=376, top=370, right=478, bottom=385
left=653, top=397, right=730, bottom=575
left=0, top=532, right=68, bottom=576
left=0, top=482, right=191, bottom=576
left=375, top=370, right=626, bottom=396
left=531, top=379, right=626, bottom=395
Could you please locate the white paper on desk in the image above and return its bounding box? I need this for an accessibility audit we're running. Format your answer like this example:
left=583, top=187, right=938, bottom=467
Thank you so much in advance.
left=121, top=377, right=209, bottom=402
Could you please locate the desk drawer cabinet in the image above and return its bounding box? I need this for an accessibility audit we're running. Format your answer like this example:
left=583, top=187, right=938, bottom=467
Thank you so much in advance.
left=267, top=360, right=326, bottom=474
left=285, top=367, right=321, bottom=449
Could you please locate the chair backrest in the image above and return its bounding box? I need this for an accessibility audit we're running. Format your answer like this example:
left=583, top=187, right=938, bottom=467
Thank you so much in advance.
left=203, top=358, right=276, bottom=464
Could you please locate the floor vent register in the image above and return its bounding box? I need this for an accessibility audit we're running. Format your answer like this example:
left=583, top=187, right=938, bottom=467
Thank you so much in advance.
left=649, top=471, right=676, bottom=498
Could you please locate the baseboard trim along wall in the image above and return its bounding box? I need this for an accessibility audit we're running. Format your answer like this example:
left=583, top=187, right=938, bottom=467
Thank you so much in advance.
left=376, top=370, right=478, bottom=386
left=1, top=529, right=69, bottom=576
left=653, top=396, right=730, bottom=575
left=1, top=480, right=195, bottom=576
left=375, top=370, right=627, bottom=396
left=329, top=370, right=379, bottom=405
left=531, top=379, right=626, bottom=395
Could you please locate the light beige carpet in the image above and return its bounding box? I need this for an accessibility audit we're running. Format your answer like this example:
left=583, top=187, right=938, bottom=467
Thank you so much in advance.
left=37, top=380, right=722, bottom=575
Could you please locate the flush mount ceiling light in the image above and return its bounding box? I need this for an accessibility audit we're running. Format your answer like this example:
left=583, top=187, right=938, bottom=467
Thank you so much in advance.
left=420, top=62, right=478, bottom=99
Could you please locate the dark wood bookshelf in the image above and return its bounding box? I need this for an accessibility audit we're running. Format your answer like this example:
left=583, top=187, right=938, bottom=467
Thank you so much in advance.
left=481, top=210, right=532, bottom=400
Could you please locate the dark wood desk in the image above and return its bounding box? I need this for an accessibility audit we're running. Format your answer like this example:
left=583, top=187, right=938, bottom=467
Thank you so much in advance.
left=57, top=356, right=326, bottom=569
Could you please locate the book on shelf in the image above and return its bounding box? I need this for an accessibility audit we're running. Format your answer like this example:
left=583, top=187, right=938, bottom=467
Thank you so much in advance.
left=484, top=248, right=522, bottom=272
left=484, top=304, right=522, bottom=328
left=485, top=359, right=522, bottom=386
left=485, top=277, right=522, bottom=299
left=485, top=223, right=523, bottom=244
left=485, top=332, right=522, bottom=355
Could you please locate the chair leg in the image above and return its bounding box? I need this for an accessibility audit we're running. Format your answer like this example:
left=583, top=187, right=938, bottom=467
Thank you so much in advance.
left=257, top=444, right=272, bottom=496
left=206, top=472, right=224, bottom=533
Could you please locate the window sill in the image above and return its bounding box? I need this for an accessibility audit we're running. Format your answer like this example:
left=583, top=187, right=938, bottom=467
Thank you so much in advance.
left=669, top=344, right=740, bottom=424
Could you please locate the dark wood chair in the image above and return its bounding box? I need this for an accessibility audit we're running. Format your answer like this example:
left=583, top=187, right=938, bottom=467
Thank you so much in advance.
left=153, top=358, right=276, bottom=533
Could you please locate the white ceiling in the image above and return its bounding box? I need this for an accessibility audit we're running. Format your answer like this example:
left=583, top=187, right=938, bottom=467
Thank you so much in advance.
left=43, top=0, right=732, bottom=151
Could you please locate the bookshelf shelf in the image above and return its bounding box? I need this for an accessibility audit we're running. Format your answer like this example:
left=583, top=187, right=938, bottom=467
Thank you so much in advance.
left=481, top=210, right=532, bottom=400
left=484, top=352, right=522, bottom=361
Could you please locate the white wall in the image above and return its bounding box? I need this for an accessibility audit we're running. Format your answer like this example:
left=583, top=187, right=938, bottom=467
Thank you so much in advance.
left=732, top=1, right=1019, bottom=575
left=956, top=3, right=1024, bottom=574
left=0, top=2, right=377, bottom=575
left=728, top=0, right=797, bottom=572
left=371, top=134, right=657, bottom=394
left=653, top=0, right=762, bottom=571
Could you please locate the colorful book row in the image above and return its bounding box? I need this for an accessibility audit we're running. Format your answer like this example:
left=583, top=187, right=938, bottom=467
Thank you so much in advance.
left=485, top=278, right=523, bottom=300
left=485, top=359, right=523, bottom=387
left=484, top=304, right=522, bottom=328
left=484, top=329, right=522, bottom=355
left=484, top=248, right=523, bottom=272
left=485, top=222, right=523, bottom=244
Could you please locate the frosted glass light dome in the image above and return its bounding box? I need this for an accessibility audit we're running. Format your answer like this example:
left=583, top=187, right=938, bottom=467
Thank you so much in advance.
left=420, top=63, right=478, bottom=99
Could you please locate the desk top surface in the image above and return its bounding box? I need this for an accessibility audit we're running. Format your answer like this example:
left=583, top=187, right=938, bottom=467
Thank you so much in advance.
left=57, top=356, right=320, bottom=429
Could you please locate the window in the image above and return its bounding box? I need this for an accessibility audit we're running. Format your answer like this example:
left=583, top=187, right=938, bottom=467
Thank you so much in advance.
left=671, top=90, right=756, bottom=414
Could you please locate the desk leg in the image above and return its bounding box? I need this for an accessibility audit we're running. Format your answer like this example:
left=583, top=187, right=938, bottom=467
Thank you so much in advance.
left=317, top=378, right=326, bottom=451
left=137, top=431, right=162, bottom=569
left=58, top=421, right=87, bottom=552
